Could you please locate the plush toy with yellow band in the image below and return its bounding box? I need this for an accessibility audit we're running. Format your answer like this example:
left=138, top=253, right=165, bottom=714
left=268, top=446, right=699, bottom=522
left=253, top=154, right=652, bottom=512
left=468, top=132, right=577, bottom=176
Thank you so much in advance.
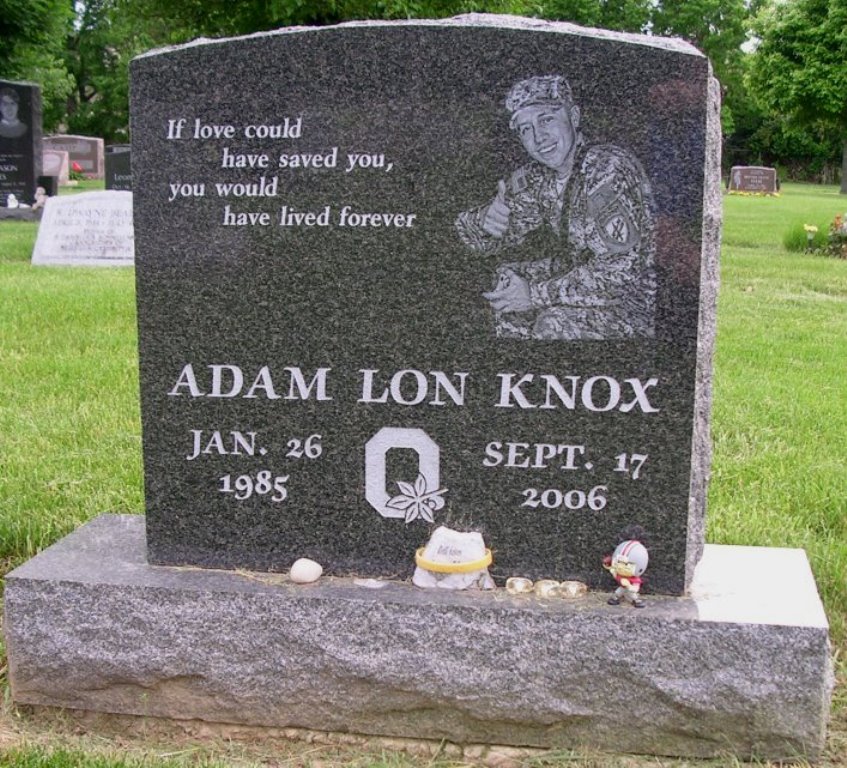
left=415, top=547, right=493, bottom=573
left=412, top=526, right=495, bottom=590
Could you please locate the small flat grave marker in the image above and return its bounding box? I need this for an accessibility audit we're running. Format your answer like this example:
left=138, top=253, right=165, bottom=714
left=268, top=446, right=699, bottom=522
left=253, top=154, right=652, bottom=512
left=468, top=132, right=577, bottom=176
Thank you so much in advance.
left=32, top=191, right=134, bottom=266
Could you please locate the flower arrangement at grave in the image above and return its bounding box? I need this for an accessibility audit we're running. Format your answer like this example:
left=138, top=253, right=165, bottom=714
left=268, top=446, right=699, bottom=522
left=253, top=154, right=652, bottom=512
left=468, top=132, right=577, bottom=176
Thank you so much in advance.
left=804, top=224, right=819, bottom=251
left=727, top=189, right=781, bottom=197
left=826, top=213, right=847, bottom=259
left=68, top=161, right=85, bottom=182
left=783, top=222, right=828, bottom=253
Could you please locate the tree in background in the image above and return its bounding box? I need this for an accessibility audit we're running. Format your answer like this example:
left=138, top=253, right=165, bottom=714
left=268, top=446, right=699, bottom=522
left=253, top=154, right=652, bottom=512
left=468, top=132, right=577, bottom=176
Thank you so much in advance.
left=65, top=0, right=152, bottom=141
left=67, top=0, right=748, bottom=141
left=651, top=0, right=750, bottom=136
left=142, top=1, right=758, bottom=147
left=0, top=0, right=75, bottom=130
left=4, top=0, right=844, bottom=187
left=63, top=0, right=531, bottom=141
left=116, top=0, right=532, bottom=41
left=747, top=119, right=842, bottom=184
left=749, top=0, right=847, bottom=193
left=530, top=0, right=652, bottom=31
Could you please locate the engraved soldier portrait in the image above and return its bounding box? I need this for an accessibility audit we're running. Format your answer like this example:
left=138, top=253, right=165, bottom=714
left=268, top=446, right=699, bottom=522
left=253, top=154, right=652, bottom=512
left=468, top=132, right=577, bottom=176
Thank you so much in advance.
left=455, top=75, right=656, bottom=341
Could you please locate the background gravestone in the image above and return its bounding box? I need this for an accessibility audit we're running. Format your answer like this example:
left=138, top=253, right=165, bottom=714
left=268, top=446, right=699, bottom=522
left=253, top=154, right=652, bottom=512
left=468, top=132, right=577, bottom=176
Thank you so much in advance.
left=32, top=191, right=134, bottom=266
left=44, top=134, right=105, bottom=179
left=37, top=174, right=59, bottom=198
left=105, top=144, right=132, bottom=190
left=42, top=148, right=69, bottom=185
left=727, top=165, right=778, bottom=193
left=132, top=17, right=716, bottom=595
left=0, top=79, right=42, bottom=206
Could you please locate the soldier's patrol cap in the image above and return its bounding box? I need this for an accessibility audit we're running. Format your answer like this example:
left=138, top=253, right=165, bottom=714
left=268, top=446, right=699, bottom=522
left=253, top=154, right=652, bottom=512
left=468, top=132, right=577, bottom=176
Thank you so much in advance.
left=506, top=75, right=574, bottom=127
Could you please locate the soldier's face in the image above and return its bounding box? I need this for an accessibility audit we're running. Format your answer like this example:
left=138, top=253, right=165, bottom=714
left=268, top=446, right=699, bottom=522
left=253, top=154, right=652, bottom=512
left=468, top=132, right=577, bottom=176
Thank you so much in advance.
left=1, top=96, right=18, bottom=122
left=514, top=105, right=579, bottom=173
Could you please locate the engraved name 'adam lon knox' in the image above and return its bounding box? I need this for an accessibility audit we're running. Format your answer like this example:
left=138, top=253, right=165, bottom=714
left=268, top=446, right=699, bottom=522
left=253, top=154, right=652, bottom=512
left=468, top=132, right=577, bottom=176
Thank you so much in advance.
left=167, top=364, right=660, bottom=413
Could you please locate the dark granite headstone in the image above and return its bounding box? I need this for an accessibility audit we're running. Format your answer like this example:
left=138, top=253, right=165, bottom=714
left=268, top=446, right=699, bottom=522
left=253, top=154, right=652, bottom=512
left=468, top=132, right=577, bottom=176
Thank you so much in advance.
left=131, top=16, right=718, bottom=594
left=0, top=79, right=42, bottom=206
left=105, top=144, right=132, bottom=190
left=37, top=175, right=59, bottom=198
left=44, top=134, right=105, bottom=179
left=727, top=165, right=778, bottom=194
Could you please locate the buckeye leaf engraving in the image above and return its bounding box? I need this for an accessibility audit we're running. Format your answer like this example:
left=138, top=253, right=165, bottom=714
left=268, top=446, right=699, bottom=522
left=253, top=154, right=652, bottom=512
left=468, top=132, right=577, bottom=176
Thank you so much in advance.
left=385, top=473, right=447, bottom=524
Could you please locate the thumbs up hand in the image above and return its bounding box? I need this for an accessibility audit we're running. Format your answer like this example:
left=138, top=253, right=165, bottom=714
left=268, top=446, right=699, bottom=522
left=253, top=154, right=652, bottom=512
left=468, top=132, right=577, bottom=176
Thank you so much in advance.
left=482, top=179, right=511, bottom=238
left=482, top=268, right=533, bottom=313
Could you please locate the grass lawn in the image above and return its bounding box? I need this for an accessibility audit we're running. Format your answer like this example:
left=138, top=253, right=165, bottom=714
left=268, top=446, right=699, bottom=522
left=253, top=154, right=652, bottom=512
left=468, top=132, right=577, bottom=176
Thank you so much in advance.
left=0, top=182, right=845, bottom=766
left=713, top=185, right=847, bottom=644
left=60, top=180, right=106, bottom=195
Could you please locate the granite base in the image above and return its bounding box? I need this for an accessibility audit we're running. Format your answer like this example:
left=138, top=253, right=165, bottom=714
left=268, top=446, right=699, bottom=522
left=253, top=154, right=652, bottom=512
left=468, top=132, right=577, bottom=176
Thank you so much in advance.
left=4, top=515, right=834, bottom=760
left=0, top=207, right=42, bottom=221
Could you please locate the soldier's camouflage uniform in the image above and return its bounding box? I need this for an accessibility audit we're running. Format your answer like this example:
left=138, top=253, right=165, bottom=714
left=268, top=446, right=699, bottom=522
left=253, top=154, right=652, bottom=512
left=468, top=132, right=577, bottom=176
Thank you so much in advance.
left=456, top=142, right=656, bottom=340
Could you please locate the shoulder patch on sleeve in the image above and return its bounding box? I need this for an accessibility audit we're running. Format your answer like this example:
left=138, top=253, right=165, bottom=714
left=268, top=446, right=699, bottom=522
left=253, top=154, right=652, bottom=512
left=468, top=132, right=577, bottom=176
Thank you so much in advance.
left=581, top=145, right=646, bottom=254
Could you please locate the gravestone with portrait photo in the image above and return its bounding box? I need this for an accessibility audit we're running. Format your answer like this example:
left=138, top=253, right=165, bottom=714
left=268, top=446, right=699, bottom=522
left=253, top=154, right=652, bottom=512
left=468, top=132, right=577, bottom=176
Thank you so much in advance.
left=4, top=16, right=832, bottom=761
left=0, top=79, right=42, bottom=207
left=128, top=24, right=717, bottom=596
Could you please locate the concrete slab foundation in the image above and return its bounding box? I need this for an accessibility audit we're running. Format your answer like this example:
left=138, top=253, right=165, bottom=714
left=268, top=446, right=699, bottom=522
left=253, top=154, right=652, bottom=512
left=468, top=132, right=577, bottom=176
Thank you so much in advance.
left=4, top=515, right=834, bottom=760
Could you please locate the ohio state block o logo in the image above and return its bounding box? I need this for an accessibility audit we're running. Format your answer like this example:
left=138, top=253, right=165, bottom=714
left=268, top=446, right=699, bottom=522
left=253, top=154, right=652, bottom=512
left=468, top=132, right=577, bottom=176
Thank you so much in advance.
left=365, top=427, right=440, bottom=519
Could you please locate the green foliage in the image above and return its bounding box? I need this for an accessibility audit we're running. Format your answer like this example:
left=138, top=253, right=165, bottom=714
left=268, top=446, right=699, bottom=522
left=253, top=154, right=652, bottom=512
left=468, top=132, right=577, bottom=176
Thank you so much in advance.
left=749, top=0, right=847, bottom=192
left=65, top=1, right=156, bottom=141
left=0, top=180, right=846, bottom=768
left=825, top=212, right=847, bottom=258
left=534, top=0, right=652, bottom=31
left=652, top=0, right=747, bottom=74
left=652, top=0, right=750, bottom=135
left=0, top=0, right=71, bottom=71
left=60, top=0, right=533, bottom=141
left=2, top=0, right=844, bottom=183
left=118, top=0, right=533, bottom=41
left=751, top=0, right=847, bottom=128
left=8, top=51, right=76, bottom=132
left=745, top=118, right=843, bottom=184
left=0, top=0, right=75, bottom=132
left=0, top=745, right=230, bottom=767
left=782, top=222, right=829, bottom=252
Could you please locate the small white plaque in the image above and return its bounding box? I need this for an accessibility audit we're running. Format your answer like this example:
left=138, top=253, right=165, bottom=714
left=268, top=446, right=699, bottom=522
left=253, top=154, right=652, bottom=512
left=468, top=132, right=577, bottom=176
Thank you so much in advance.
left=32, top=191, right=134, bottom=267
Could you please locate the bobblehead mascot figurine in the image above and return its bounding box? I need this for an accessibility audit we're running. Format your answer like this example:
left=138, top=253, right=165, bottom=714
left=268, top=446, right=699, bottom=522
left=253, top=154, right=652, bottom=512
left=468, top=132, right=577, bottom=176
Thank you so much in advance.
left=603, top=537, right=648, bottom=608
